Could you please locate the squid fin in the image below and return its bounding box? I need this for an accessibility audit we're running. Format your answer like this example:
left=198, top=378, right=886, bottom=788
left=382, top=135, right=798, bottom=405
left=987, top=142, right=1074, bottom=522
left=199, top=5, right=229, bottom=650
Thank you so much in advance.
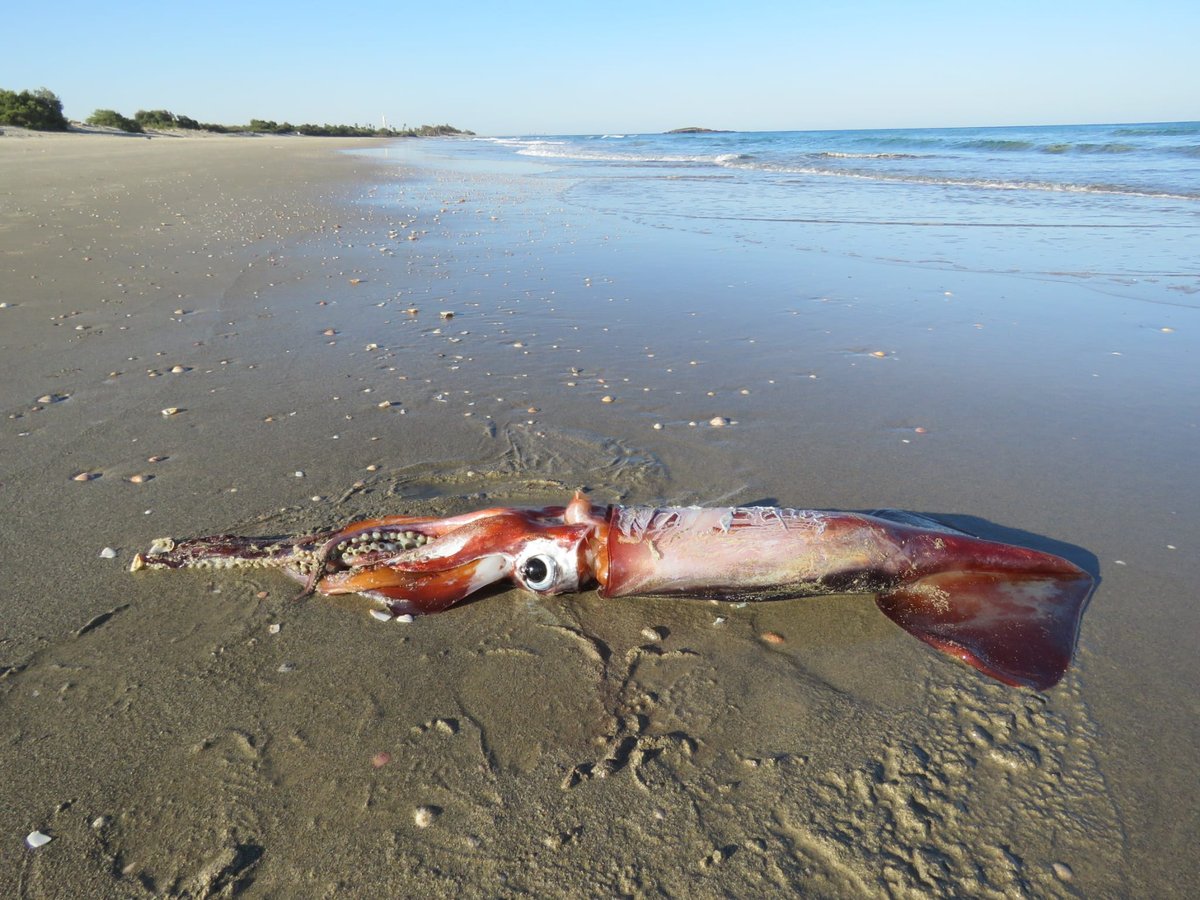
left=876, top=568, right=1093, bottom=690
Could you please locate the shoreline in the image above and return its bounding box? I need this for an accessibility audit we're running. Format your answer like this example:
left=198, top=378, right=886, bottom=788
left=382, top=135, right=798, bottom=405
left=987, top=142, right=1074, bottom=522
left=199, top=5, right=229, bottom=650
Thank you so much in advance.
left=1, top=133, right=1196, bottom=896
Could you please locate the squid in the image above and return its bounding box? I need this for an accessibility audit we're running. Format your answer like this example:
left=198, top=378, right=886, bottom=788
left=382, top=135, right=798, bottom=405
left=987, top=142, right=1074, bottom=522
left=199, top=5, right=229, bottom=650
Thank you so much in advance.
left=132, top=493, right=1093, bottom=690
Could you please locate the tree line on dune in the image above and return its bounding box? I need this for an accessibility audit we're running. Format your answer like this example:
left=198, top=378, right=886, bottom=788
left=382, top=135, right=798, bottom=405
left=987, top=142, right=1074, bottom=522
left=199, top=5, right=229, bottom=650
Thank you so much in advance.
left=0, top=87, right=472, bottom=138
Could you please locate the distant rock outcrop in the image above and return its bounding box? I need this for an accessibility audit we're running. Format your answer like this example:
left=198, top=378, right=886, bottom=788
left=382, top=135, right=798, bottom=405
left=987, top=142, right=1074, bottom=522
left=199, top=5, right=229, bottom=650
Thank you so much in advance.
left=665, top=127, right=732, bottom=134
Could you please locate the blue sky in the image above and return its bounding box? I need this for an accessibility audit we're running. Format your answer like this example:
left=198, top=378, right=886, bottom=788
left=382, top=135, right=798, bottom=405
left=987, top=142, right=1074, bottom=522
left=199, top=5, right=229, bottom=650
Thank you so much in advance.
left=6, top=1, right=1197, bottom=135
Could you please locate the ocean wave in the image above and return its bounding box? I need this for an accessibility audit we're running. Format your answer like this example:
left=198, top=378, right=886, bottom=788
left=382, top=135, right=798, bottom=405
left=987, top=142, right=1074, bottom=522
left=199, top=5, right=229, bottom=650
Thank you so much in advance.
left=480, top=137, right=569, bottom=147
left=818, top=151, right=924, bottom=160
left=514, top=143, right=715, bottom=164
left=957, top=139, right=1036, bottom=151
left=1113, top=124, right=1200, bottom=137
left=1075, top=143, right=1138, bottom=154
left=712, top=155, right=1198, bottom=199
left=470, top=129, right=1198, bottom=200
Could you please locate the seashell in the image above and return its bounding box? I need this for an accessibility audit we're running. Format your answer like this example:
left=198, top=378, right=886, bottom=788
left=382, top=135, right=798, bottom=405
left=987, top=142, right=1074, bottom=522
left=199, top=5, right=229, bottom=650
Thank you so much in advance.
left=413, top=806, right=439, bottom=828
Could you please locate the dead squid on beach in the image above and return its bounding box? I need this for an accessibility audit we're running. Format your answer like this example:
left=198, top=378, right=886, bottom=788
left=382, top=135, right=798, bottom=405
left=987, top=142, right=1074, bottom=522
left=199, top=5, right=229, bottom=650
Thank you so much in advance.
left=132, top=492, right=1093, bottom=690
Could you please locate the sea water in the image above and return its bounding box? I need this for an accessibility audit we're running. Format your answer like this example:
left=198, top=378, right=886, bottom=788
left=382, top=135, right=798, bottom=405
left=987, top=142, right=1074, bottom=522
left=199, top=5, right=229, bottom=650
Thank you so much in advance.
left=404, top=122, right=1200, bottom=307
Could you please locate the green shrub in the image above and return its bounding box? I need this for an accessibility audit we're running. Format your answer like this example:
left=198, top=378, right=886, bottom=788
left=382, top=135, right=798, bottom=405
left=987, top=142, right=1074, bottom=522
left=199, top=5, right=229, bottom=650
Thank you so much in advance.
left=86, top=109, right=145, bottom=133
left=135, top=109, right=176, bottom=129
left=0, top=87, right=69, bottom=131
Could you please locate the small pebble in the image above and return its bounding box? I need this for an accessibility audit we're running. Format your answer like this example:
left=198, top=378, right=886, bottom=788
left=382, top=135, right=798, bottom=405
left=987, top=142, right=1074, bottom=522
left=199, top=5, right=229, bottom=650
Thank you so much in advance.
left=160, top=407, right=180, bottom=417
left=256, top=591, right=269, bottom=600
left=267, top=623, right=281, bottom=634
left=26, top=831, right=52, bottom=849
left=413, top=806, right=439, bottom=828
left=761, top=631, right=786, bottom=645
left=147, top=455, right=168, bottom=463
left=170, top=365, right=187, bottom=374
left=395, top=614, right=415, bottom=624
left=652, top=422, right=663, bottom=430
left=128, top=473, right=152, bottom=484
left=600, top=395, right=614, bottom=403
left=370, top=609, right=393, bottom=622
left=709, top=416, right=730, bottom=428
left=870, top=350, right=887, bottom=358
left=372, top=751, right=392, bottom=768
left=439, top=311, right=455, bottom=319
left=277, top=662, right=296, bottom=673
left=73, top=471, right=99, bottom=482
left=99, top=547, right=117, bottom=559
left=1052, top=862, right=1074, bottom=882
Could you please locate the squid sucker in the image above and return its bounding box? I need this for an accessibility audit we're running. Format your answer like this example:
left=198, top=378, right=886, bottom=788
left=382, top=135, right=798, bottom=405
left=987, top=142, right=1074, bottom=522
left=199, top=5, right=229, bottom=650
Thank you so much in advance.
left=132, top=493, right=1093, bottom=690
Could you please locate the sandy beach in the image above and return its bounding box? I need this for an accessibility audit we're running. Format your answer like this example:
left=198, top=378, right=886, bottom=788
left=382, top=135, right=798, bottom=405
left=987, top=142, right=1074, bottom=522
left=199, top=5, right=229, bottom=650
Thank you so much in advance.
left=2, top=130, right=1197, bottom=897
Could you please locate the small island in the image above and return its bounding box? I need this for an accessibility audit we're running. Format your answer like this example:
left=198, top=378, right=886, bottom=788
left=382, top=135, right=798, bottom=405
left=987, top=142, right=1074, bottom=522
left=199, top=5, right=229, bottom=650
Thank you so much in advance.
left=665, top=126, right=733, bottom=134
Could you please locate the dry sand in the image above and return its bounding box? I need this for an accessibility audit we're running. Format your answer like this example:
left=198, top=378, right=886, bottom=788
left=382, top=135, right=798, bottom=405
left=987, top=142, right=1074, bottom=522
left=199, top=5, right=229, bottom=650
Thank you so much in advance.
left=1, top=131, right=1197, bottom=897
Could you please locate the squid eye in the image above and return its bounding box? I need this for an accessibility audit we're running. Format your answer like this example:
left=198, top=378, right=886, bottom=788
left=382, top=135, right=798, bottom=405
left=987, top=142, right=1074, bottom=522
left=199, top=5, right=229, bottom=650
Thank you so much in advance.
left=520, top=554, right=558, bottom=592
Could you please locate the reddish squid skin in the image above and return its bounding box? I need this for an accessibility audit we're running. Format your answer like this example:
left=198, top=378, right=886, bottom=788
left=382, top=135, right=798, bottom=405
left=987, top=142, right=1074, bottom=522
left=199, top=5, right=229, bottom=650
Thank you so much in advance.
left=598, top=506, right=1092, bottom=690
left=133, top=495, right=1092, bottom=689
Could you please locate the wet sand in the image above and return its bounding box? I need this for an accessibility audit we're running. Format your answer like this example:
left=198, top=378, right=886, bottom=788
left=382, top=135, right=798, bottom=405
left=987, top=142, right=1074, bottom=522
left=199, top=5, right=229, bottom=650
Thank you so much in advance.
left=2, top=132, right=1197, bottom=897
